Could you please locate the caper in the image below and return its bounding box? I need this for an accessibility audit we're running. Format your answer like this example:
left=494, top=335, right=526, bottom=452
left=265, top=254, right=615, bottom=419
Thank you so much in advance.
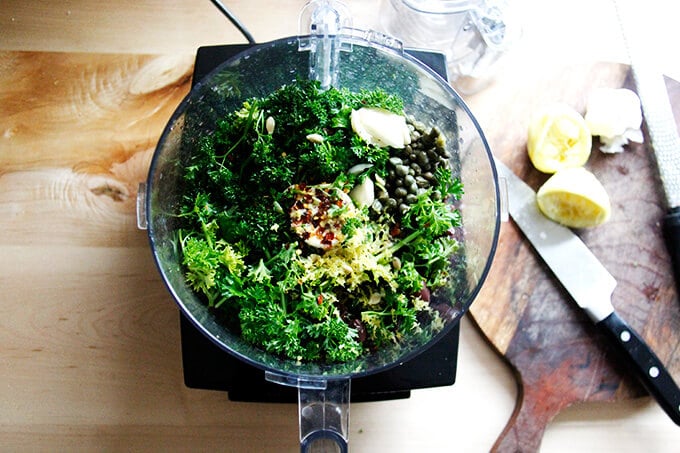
left=388, top=157, right=403, bottom=167
left=370, top=199, right=383, bottom=213
left=399, top=203, right=410, bottom=215
left=416, top=176, right=429, bottom=187
left=394, top=187, right=408, bottom=198
left=405, top=194, right=418, bottom=204
left=408, top=182, right=419, bottom=194
left=410, top=163, right=421, bottom=174
left=404, top=174, right=415, bottom=186
left=416, top=151, right=428, bottom=166
left=396, top=165, right=409, bottom=177
left=386, top=198, right=398, bottom=209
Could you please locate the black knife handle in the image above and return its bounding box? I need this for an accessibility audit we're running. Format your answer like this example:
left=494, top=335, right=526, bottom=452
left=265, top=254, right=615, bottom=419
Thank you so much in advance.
left=598, top=311, right=680, bottom=426
left=663, top=207, right=680, bottom=293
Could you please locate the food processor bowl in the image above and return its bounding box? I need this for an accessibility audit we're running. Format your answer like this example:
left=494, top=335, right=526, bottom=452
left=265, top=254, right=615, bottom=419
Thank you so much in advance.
left=144, top=23, right=499, bottom=452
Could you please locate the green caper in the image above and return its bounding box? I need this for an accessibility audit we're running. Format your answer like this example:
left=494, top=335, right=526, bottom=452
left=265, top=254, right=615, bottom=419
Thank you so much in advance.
left=395, top=165, right=409, bottom=177
left=416, top=176, right=429, bottom=187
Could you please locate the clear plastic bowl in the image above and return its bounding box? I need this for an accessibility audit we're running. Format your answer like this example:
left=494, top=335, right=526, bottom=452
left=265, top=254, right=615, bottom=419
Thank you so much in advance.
left=146, top=33, right=500, bottom=380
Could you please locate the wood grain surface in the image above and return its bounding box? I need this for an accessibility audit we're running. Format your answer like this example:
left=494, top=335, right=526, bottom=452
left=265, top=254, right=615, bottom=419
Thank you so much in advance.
left=0, top=49, right=511, bottom=453
left=466, top=61, right=680, bottom=451
left=1, top=51, right=193, bottom=246
left=2, top=49, right=679, bottom=452
left=3, top=1, right=680, bottom=451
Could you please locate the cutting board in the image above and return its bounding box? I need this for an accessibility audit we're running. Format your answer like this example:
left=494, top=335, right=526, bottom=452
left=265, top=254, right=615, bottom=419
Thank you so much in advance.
left=466, top=61, right=680, bottom=451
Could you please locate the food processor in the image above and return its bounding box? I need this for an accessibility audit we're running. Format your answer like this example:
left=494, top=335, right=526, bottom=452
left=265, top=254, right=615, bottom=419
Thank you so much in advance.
left=138, top=1, right=501, bottom=450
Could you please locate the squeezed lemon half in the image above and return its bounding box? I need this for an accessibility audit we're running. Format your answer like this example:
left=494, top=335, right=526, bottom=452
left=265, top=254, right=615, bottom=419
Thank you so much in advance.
left=527, top=104, right=592, bottom=173
left=536, top=167, right=611, bottom=228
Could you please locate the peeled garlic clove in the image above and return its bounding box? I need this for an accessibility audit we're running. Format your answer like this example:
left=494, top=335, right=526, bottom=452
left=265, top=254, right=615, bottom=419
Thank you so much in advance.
left=349, top=176, right=375, bottom=207
left=585, top=88, right=643, bottom=153
left=347, top=163, right=373, bottom=175
left=351, top=107, right=410, bottom=148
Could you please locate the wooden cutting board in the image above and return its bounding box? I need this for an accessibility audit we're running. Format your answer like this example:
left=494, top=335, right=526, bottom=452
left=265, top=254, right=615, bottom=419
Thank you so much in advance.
left=465, top=61, right=680, bottom=451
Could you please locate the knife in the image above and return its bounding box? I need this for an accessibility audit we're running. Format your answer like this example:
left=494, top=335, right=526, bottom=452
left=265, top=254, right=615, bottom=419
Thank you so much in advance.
left=495, top=158, right=680, bottom=426
left=614, top=0, right=680, bottom=291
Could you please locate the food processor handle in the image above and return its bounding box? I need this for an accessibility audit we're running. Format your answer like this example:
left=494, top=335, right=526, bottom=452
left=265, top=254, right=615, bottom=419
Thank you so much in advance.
left=298, top=0, right=353, bottom=89
left=298, top=378, right=351, bottom=452
left=300, top=430, right=348, bottom=453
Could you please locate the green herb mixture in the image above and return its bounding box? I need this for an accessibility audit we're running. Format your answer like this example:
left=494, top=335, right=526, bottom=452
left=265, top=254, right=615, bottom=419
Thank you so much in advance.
left=178, top=79, right=463, bottom=363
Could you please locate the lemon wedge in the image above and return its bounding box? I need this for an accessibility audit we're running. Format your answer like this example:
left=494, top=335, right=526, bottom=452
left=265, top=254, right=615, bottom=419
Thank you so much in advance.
left=527, top=104, right=592, bottom=173
left=536, top=167, right=611, bottom=228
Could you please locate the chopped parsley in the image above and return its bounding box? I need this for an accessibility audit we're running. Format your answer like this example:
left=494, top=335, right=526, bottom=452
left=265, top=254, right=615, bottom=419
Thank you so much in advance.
left=176, top=79, right=463, bottom=363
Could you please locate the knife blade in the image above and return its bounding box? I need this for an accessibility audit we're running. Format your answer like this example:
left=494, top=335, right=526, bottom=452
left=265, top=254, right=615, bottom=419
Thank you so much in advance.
left=614, top=0, right=680, bottom=291
left=495, top=158, right=680, bottom=426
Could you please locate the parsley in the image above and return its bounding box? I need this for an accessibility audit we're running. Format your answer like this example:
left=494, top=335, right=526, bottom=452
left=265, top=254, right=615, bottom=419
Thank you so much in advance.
left=175, top=79, right=464, bottom=364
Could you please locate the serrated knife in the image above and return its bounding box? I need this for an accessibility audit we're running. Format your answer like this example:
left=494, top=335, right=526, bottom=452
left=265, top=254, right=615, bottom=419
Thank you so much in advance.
left=495, top=159, right=680, bottom=426
left=614, top=0, right=680, bottom=291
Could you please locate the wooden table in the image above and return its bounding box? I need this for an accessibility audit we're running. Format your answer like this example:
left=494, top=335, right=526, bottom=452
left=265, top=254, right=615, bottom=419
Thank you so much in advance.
left=2, top=1, right=679, bottom=451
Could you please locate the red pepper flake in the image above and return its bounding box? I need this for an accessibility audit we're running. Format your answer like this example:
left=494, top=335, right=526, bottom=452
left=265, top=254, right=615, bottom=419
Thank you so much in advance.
left=317, top=294, right=324, bottom=305
left=390, top=223, right=401, bottom=237
left=321, top=231, right=335, bottom=245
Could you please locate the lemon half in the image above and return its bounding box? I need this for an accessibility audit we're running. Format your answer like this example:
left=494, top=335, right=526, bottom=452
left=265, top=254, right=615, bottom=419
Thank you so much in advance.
left=527, top=104, right=592, bottom=173
left=536, top=167, right=611, bottom=228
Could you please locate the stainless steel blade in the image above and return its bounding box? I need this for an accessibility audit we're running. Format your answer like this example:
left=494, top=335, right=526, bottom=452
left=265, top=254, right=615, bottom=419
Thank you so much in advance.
left=495, top=159, right=616, bottom=322
left=615, top=0, right=680, bottom=209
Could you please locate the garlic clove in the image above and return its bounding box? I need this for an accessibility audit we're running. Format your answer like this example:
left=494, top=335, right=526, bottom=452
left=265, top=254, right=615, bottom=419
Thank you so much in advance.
left=585, top=88, right=643, bottom=152
left=351, top=107, right=410, bottom=149
left=349, top=176, right=375, bottom=207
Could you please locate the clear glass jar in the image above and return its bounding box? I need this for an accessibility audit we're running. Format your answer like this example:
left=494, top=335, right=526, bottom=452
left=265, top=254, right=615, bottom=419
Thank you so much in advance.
left=380, top=0, right=521, bottom=93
